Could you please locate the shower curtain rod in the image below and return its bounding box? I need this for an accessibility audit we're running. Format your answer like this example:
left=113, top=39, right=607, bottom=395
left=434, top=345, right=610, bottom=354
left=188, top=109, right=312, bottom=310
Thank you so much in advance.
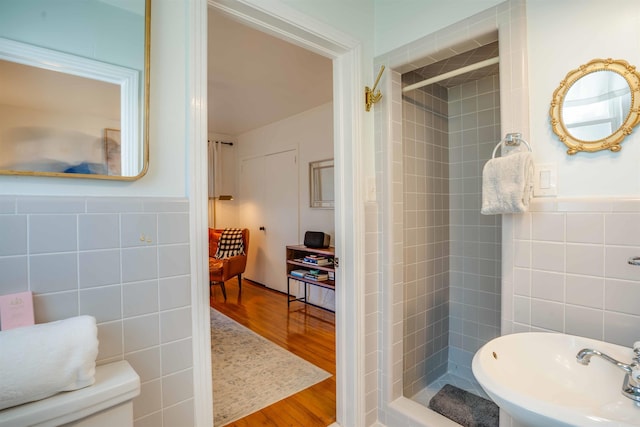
left=402, top=56, right=499, bottom=93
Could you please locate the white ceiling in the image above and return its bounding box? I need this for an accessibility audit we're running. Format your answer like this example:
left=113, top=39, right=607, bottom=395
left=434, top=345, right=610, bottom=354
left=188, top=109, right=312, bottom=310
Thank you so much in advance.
left=207, top=8, right=333, bottom=136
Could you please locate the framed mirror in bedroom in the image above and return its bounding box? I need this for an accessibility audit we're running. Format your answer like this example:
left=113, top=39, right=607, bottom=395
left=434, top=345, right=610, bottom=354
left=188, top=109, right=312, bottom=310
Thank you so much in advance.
left=0, top=0, right=150, bottom=180
left=550, top=58, right=640, bottom=155
left=309, top=158, right=334, bottom=209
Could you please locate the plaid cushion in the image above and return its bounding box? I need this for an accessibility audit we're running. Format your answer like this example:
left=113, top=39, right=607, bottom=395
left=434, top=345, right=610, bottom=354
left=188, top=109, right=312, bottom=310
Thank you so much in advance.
left=214, top=228, right=245, bottom=259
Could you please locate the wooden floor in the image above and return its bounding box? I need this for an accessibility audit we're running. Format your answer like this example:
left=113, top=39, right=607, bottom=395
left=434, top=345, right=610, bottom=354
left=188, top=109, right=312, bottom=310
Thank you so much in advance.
left=210, top=278, right=336, bottom=427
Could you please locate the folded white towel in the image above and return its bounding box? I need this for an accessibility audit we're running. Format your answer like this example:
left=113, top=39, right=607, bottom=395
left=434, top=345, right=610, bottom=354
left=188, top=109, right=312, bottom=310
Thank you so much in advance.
left=0, top=315, right=99, bottom=411
left=481, top=152, right=534, bottom=215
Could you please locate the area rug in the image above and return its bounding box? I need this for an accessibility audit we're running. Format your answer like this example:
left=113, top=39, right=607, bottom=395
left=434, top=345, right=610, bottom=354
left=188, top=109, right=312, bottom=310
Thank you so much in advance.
left=210, top=308, right=331, bottom=426
left=428, top=383, right=499, bottom=427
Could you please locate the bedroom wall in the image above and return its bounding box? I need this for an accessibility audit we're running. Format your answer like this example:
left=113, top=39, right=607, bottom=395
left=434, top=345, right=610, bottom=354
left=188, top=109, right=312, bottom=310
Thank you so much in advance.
left=233, top=102, right=335, bottom=308
left=225, top=102, right=335, bottom=243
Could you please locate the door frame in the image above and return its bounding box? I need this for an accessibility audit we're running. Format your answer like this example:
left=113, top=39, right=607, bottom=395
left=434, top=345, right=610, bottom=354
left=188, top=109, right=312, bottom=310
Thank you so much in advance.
left=189, top=1, right=365, bottom=426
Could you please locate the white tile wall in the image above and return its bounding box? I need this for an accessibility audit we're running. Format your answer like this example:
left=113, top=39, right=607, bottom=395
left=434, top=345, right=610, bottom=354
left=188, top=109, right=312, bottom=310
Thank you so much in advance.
left=0, top=195, right=193, bottom=427
left=505, top=199, right=640, bottom=347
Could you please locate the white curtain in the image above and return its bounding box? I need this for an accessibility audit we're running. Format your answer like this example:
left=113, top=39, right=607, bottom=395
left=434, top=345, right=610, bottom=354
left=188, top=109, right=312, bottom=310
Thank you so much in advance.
left=207, top=139, right=221, bottom=199
left=207, top=140, right=221, bottom=228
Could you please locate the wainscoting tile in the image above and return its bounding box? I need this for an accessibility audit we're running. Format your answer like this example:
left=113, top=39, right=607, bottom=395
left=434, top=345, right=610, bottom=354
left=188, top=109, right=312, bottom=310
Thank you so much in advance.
left=79, top=250, right=121, bottom=288
left=158, top=244, right=190, bottom=278
left=121, top=214, right=157, bottom=248
left=86, top=197, right=144, bottom=213
left=162, top=399, right=195, bottom=427
left=159, top=276, right=191, bottom=310
left=133, top=410, right=163, bottom=427
left=531, top=270, right=564, bottom=302
left=161, top=338, right=193, bottom=375
left=531, top=241, right=564, bottom=272
left=0, top=196, right=17, bottom=213
left=564, top=305, right=603, bottom=340
left=144, top=199, right=189, bottom=213
left=158, top=213, right=189, bottom=244
left=0, top=215, right=27, bottom=256
left=126, top=347, right=161, bottom=383
left=121, top=247, right=158, bottom=283
left=96, top=320, right=123, bottom=361
left=605, top=213, right=640, bottom=246
left=33, top=291, right=78, bottom=323
left=18, top=197, right=85, bottom=213
left=29, top=214, right=77, bottom=254
left=124, top=314, right=160, bottom=353
left=78, top=214, right=120, bottom=250
left=605, top=278, right=640, bottom=316
left=530, top=299, right=564, bottom=331
left=0, top=256, right=28, bottom=293
left=604, top=311, right=640, bottom=346
left=565, top=275, right=604, bottom=309
left=30, top=253, right=78, bottom=292
left=566, top=213, right=603, bottom=244
left=133, top=379, right=162, bottom=420
left=123, top=280, right=159, bottom=317
left=160, top=307, right=191, bottom=343
left=161, top=369, right=194, bottom=407
left=605, top=245, right=640, bottom=281
left=80, top=285, right=122, bottom=322
left=566, top=244, right=604, bottom=277
left=532, top=212, right=564, bottom=242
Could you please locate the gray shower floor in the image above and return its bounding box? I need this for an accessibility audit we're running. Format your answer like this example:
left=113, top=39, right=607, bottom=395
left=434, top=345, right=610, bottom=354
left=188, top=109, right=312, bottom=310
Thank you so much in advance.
left=411, top=371, right=490, bottom=406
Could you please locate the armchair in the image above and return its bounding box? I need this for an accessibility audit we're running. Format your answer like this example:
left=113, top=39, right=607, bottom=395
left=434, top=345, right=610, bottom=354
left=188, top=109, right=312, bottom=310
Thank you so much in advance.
left=209, top=228, right=249, bottom=300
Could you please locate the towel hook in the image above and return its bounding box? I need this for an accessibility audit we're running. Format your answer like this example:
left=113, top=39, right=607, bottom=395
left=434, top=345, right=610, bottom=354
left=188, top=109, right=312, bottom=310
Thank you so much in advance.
left=365, top=65, right=385, bottom=112
left=491, top=132, right=532, bottom=158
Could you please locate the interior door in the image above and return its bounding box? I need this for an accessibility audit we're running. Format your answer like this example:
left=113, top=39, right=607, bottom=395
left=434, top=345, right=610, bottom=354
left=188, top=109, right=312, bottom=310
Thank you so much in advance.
left=239, top=155, right=267, bottom=283
left=239, top=149, right=298, bottom=292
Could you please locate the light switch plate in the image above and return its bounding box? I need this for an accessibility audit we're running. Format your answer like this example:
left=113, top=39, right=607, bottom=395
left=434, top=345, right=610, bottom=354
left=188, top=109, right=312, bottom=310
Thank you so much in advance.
left=533, top=163, right=557, bottom=196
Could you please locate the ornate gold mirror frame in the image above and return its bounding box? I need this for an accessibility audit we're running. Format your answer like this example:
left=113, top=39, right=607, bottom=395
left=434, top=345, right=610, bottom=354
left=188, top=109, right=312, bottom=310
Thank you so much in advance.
left=550, top=58, right=640, bottom=155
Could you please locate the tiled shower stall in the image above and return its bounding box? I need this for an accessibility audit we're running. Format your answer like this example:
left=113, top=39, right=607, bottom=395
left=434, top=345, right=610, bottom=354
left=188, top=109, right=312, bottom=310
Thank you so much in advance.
left=401, top=62, right=502, bottom=402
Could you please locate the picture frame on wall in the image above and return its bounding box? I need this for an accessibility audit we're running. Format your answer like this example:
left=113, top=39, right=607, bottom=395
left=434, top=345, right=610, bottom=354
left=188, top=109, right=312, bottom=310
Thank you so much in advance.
left=104, top=128, right=121, bottom=176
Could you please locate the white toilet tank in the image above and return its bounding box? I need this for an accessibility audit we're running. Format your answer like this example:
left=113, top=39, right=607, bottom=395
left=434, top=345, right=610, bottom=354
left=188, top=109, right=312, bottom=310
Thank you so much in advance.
left=0, top=361, right=140, bottom=427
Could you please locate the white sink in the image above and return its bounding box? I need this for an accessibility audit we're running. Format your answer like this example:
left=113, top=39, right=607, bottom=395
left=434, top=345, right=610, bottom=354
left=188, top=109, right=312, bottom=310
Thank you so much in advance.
left=472, top=332, right=640, bottom=427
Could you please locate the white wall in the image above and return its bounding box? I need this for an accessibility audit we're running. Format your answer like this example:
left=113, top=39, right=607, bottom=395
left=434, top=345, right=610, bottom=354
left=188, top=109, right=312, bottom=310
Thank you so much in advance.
left=527, top=0, right=640, bottom=197
left=235, top=102, right=335, bottom=242
left=373, top=0, right=503, bottom=55
left=0, top=0, right=188, bottom=197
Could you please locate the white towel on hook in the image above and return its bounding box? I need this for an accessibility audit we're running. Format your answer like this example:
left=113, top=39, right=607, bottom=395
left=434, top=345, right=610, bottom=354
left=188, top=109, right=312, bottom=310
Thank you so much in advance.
left=481, top=151, right=534, bottom=215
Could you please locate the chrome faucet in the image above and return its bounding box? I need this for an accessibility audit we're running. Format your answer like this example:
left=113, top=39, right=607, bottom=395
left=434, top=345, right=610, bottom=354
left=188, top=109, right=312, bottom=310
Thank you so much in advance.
left=576, top=342, right=640, bottom=404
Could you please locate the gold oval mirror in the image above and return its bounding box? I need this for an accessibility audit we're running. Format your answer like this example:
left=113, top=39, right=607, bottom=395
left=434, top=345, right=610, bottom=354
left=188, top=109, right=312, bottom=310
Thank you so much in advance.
left=0, top=0, right=150, bottom=180
left=550, top=58, right=640, bottom=155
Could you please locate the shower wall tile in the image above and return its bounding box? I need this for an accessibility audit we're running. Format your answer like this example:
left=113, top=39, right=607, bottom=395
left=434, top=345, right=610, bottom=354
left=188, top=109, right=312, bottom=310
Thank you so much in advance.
left=447, top=73, right=501, bottom=382
left=509, top=198, right=640, bottom=347
left=0, top=195, right=192, bottom=425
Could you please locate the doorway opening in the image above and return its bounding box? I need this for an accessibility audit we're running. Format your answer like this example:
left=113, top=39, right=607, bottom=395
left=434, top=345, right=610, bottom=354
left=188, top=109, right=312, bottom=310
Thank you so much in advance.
left=209, top=2, right=338, bottom=421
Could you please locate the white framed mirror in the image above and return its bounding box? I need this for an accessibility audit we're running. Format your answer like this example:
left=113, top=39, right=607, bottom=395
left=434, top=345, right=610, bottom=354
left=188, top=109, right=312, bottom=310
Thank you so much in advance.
left=0, top=0, right=150, bottom=180
left=309, top=159, right=334, bottom=209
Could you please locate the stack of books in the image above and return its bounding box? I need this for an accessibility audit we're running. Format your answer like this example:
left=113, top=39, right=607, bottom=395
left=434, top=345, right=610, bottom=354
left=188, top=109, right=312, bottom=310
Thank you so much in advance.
left=289, top=269, right=308, bottom=278
left=302, top=254, right=332, bottom=266
left=304, top=269, right=329, bottom=281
